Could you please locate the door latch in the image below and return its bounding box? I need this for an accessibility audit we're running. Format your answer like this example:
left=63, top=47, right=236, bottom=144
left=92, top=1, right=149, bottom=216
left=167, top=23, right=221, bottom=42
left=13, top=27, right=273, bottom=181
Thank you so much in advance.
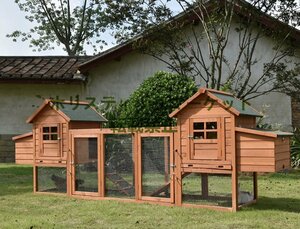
left=188, top=135, right=193, bottom=139
left=170, top=164, right=176, bottom=168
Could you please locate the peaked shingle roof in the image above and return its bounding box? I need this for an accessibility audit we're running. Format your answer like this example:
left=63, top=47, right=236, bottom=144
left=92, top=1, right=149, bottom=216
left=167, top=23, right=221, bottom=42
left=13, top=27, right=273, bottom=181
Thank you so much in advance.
left=209, top=91, right=262, bottom=117
left=0, top=56, right=91, bottom=82
left=169, top=88, right=262, bottom=118
left=27, top=100, right=107, bottom=123
left=59, top=103, right=107, bottom=122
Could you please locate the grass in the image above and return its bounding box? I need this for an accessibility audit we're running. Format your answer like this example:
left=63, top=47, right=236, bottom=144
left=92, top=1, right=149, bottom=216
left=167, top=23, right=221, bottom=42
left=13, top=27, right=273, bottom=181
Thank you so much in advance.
left=0, top=164, right=300, bottom=229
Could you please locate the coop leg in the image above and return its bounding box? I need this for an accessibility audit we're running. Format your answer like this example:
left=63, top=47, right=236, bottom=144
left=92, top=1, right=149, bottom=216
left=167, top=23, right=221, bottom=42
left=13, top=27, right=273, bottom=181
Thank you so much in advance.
left=253, top=172, right=258, bottom=200
left=201, top=173, right=208, bottom=198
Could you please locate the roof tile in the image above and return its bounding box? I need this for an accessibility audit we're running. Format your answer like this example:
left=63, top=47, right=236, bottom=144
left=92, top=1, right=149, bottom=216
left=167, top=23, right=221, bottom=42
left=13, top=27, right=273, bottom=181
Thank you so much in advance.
left=0, top=56, right=91, bottom=82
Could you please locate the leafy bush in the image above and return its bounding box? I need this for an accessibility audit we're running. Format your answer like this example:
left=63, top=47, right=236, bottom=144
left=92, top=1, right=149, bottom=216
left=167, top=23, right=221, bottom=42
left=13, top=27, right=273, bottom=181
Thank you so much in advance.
left=116, top=71, right=197, bottom=127
left=291, top=128, right=300, bottom=168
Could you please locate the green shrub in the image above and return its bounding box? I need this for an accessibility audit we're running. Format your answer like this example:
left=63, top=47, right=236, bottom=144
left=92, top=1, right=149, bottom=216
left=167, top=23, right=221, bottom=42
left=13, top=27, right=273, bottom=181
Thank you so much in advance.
left=116, top=71, right=197, bottom=127
left=291, top=128, right=300, bottom=168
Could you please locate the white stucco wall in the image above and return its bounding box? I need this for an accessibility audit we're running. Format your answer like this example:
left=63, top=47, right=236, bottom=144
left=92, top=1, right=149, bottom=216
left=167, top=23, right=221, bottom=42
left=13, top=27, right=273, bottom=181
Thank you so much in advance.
left=0, top=83, right=85, bottom=134
left=85, top=21, right=298, bottom=130
left=86, top=51, right=169, bottom=101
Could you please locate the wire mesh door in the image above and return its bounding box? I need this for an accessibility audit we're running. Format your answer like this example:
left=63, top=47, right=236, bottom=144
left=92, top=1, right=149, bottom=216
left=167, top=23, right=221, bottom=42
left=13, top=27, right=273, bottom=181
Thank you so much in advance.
left=71, top=135, right=100, bottom=196
left=138, top=133, right=174, bottom=203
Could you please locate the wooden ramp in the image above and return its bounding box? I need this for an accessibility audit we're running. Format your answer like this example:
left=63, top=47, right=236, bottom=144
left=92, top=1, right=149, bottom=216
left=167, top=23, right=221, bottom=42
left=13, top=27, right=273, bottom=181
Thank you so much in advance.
left=106, top=166, right=134, bottom=196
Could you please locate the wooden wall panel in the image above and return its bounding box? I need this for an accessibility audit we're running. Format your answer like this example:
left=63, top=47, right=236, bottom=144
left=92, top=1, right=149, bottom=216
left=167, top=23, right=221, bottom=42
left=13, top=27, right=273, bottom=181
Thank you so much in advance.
left=275, top=137, right=291, bottom=170
left=69, top=121, right=101, bottom=129
left=15, top=136, right=33, bottom=164
left=236, top=116, right=256, bottom=128
left=236, top=132, right=275, bottom=172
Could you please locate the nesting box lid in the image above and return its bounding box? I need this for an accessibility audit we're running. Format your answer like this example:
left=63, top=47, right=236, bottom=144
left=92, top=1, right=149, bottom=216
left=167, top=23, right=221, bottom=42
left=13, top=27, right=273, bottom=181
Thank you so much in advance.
left=27, top=99, right=107, bottom=123
left=169, top=88, right=262, bottom=118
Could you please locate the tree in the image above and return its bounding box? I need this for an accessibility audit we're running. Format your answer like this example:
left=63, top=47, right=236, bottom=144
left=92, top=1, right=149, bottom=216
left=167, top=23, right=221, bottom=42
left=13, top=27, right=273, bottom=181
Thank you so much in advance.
left=115, top=71, right=197, bottom=127
left=8, top=0, right=109, bottom=55
left=106, top=0, right=300, bottom=101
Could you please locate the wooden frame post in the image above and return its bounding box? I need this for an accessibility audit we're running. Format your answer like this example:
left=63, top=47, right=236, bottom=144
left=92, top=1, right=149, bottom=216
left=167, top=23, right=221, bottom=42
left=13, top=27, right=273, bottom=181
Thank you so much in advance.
left=253, top=172, right=258, bottom=200
left=174, top=123, right=182, bottom=206
left=201, top=173, right=209, bottom=198
left=231, top=115, right=238, bottom=212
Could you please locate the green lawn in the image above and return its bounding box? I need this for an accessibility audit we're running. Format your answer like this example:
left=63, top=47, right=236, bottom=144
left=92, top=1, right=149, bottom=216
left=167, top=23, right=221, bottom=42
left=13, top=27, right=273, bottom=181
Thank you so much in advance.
left=0, top=164, right=300, bottom=229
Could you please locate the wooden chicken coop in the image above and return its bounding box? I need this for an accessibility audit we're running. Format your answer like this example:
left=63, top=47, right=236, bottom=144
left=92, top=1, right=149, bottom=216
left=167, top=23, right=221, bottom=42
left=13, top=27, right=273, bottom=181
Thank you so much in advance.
left=13, top=89, right=292, bottom=211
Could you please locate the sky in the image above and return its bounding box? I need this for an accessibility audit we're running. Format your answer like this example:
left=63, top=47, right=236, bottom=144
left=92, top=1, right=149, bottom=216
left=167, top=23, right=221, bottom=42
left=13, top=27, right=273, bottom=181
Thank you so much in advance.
left=0, top=1, right=67, bottom=56
left=0, top=1, right=182, bottom=57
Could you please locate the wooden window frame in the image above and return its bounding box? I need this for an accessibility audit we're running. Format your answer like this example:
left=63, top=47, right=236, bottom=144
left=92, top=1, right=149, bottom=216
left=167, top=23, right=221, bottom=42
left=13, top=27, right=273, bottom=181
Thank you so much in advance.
left=190, top=117, right=222, bottom=160
left=39, top=123, right=62, bottom=158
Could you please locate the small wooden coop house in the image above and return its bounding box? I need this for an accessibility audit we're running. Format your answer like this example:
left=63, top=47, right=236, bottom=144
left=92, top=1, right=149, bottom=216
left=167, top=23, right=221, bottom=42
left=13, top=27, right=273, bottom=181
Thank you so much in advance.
left=14, top=89, right=292, bottom=211
left=13, top=99, right=107, bottom=165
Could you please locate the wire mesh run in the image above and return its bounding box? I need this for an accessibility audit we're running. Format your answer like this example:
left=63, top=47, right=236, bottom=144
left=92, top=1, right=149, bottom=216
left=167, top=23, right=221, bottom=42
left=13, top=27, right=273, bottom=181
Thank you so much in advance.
left=182, top=173, right=232, bottom=207
left=238, top=172, right=255, bottom=205
left=74, top=138, right=98, bottom=193
left=37, top=167, right=67, bottom=193
left=105, top=134, right=135, bottom=198
left=141, top=137, right=170, bottom=198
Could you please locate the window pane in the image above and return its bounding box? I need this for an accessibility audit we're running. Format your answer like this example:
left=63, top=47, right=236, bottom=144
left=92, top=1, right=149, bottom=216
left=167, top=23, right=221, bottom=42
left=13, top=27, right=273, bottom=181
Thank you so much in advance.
left=194, top=122, right=204, bottom=130
left=207, top=132, right=218, bottom=139
left=51, top=127, right=58, bottom=133
left=51, top=134, right=58, bottom=140
left=194, top=132, right=204, bottom=139
left=206, top=122, right=217, bottom=129
left=43, top=127, right=50, bottom=133
left=43, top=135, right=50, bottom=140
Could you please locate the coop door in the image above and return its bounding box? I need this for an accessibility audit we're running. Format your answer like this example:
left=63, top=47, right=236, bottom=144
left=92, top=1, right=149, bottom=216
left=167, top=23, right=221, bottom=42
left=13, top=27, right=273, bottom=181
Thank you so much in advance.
left=138, top=134, right=174, bottom=203
left=71, top=135, right=100, bottom=196
left=40, top=124, right=61, bottom=158
left=189, top=118, right=221, bottom=160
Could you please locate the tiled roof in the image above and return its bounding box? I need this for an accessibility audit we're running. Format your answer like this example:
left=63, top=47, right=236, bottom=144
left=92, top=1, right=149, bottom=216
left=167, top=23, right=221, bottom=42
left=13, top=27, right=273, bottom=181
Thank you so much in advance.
left=0, top=56, right=91, bottom=82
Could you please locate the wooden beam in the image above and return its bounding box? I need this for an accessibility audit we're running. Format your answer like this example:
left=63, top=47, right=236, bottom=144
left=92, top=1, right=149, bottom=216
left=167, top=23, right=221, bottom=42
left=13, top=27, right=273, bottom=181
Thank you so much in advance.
left=201, top=173, right=209, bottom=198
left=253, top=172, right=258, bottom=200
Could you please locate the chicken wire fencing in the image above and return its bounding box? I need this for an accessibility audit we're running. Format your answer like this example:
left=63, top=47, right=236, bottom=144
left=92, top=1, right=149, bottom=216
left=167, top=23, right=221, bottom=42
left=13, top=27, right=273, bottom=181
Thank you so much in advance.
left=141, top=136, right=170, bottom=198
left=104, top=134, right=135, bottom=198
left=182, top=173, right=232, bottom=207
left=238, top=172, right=255, bottom=205
left=74, top=137, right=98, bottom=193
left=37, top=166, right=67, bottom=193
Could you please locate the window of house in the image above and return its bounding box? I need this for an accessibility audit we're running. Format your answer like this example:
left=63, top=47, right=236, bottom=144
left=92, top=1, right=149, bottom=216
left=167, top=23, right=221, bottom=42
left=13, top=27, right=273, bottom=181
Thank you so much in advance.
left=193, top=121, right=218, bottom=139
left=43, top=126, right=58, bottom=140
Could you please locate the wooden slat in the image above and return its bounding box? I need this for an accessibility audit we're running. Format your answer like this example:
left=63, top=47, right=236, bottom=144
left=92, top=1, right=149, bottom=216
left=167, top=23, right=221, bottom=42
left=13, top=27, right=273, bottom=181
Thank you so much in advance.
left=16, top=142, right=33, bottom=148
left=275, top=152, right=290, bottom=161
left=275, top=159, right=290, bottom=171
left=15, top=148, right=33, bottom=154
left=238, top=165, right=275, bottom=172
left=15, top=159, right=33, bottom=165
left=193, top=149, right=219, bottom=160
left=238, top=157, right=275, bottom=166
left=16, top=154, right=33, bottom=160
left=237, top=141, right=274, bottom=149
left=238, top=149, right=274, bottom=157
left=194, top=143, right=218, bottom=150
left=275, top=144, right=290, bottom=154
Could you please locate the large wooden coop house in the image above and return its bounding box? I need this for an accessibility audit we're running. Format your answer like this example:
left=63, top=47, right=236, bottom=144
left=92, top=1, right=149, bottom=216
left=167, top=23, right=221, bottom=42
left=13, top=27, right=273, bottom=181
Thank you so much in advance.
left=14, top=88, right=292, bottom=211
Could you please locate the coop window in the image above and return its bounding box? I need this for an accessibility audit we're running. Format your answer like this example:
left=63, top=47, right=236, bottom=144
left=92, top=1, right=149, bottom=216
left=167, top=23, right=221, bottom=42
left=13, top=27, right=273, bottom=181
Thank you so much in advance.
left=193, top=121, right=218, bottom=139
left=42, top=126, right=58, bottom=140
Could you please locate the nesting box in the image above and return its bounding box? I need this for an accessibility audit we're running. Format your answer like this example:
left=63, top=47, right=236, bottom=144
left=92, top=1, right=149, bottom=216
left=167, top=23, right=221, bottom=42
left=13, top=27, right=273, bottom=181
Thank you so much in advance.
left=14, top=100, right=106, bottom=165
